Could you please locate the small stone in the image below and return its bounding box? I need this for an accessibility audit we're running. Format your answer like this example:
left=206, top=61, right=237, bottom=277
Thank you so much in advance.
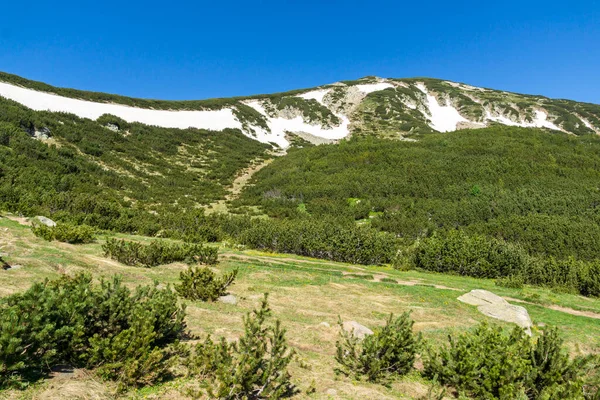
left=34, top=216, right=57, bottom=227
left=325, top=388, right=337, bottom=396
left=218, top=294, right=237, bottom=305
left=342, top=321, right=373, bottom=339
left=319, top=322, right=331, bottom=328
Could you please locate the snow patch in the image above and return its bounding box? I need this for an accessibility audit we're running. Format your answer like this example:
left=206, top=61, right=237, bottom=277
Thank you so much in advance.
left=0, top=82, right=242, bottom=132
left=355, top=82, right=394, bottom=94
left=532, top=110, right=561, bottom=131
left=298, top=89, right=330, bottom=105
left=245, top=99, right=350, bottom=147
left=415, top=83, right=467, bottom=132
left=578, top=115, right=599, bottom=133
left=485, top=108, right=562, bottom=131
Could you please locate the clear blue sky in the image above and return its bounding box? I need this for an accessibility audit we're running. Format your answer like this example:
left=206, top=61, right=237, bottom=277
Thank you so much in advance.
left=1, top=0, right=599, bottom=103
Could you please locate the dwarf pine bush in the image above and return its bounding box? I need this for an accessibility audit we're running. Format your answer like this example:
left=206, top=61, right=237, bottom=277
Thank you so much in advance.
left=0, top=273, right=186, bottom=389
left=335, top=312, right=418, bottom=383
left=102, top=238, right=218, bottom=267
left=189, top=294, right=297, bottom=399
left=31, top=222, right=95, bottom=244
left=423, top=322, right=597, bottom=399
left=175, top=266, right=237, bottom=301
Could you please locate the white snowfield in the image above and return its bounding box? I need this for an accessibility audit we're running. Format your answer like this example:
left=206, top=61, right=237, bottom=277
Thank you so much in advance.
left=416, top=83, right=467, bottom=132
left=485, top=109, right=562, bottom=131
left=355, top=82, right=394, bottom=94
left=298, top=89, right=330, bottom=105
left=245, top=100, right=350, bottom=148
left=0, top=82, right=242, bottom=132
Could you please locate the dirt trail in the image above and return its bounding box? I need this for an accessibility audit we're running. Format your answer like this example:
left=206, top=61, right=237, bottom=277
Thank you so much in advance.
left=207, top=152, right=283, bottom=213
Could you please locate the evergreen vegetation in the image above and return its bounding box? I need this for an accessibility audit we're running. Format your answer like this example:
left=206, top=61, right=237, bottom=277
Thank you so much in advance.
left=187, top=294, right=297, bottom=399
left=335, top=313, right=418, bottom=383
left=0, top=274, right=186, bottom=389
left=423, top=323, right=599, bottom=399
left=31, top=222, right=95, bottom=244
left=175, top=266, right=237, bottom=301
left=102, top=238, right=218, bottom=267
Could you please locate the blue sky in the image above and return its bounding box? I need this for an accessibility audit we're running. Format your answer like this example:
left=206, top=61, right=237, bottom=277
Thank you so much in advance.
left=1, top=0, right=599, bottom=103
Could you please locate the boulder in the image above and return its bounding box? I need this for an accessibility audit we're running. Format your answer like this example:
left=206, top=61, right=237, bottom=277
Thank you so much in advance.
left=458, top=289, right=533, bottom=335
left=34, top=216, right=56, bottom=227
left=33, top=127, right=51, bottom=140
left=106, top=123, right=119, bottom=132
left=342, top=321, right=373, bottom=339
left=218, top=294, right=237, bottom=305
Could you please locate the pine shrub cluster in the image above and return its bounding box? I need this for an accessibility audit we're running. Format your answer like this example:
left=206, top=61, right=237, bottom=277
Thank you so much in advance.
left=238, top=217, right=397, bottom=265
left=175, top=266, right=238, bottom=301
left=31, top=222, right=95, bottom=244
left=187, top=294, right=297, bottom=399
left=0, top=273, right=186, bottom=389
left=102, top=238, right=218, bottom=267
left=423, top=323, right=598, bottom=399
left=412, top=231, right=600, bottom=297
left=335, top=312, right=418, bottom=383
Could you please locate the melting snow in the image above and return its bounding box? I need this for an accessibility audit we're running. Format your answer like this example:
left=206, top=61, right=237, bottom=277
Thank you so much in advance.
left=0, top=82, right=242, bottom=132
left=532, top=110, right=561, bottom=131
left=416, top=83, right=467, bottom=132
left=298, top=89, right=330, bottom=105
left=355, top=82, right=394, bottom=94
left=245, top=100, right=350, bottom=147
left=485, top=109, right=562, bottom=131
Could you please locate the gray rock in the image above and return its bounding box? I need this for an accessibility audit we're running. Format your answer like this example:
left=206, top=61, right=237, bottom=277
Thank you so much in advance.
left=458, top=289, right=533, bottom=335
left=33, top=127, right=51, bottom=140
left=319, top=322, right=331, bottom=328
left=218, top=294, right=237, bottom=305
left=106, top=123, right=119, bottom=132
left=325, top=388, right=337, bottom=396
left=34, top=216, right=56, bottom=227
left=342, top=321, right=373, bottom=339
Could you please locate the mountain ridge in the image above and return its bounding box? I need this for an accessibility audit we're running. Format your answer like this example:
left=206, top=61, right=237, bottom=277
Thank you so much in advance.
left=1, top=71, right=599, bottom=148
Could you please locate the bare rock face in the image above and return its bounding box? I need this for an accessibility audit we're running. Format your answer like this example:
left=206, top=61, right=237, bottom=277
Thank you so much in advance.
left=342, top=321, right=373, bottom=339
left=458, top=289, right=533, bottom=335
left=34, top=216, right=57, bottom=227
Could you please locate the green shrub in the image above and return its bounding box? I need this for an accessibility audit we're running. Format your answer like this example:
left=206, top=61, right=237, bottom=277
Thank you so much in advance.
left=102, top=238, right=218, bottom=267
left=175, top=267, right=237, bottom=301
left=413, top=230, right=529, bottom=279
left=495, top=275, right=525, bottom=289
left=192, top=294, right=297, bottom=399
left=0, top=273, right=186, bottom=388
left=31, top=222, right=95, bottom=244
left=335, top=313, right=418, bottom=383
left=423, top=322, right=595, bottom=399
left=579, top=262, right=600, bottom=298
left=238, top=217, right=398, bottom=265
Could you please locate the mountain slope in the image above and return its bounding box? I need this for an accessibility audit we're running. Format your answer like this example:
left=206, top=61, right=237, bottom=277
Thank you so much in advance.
left=1, top=72, right=599, bottom=148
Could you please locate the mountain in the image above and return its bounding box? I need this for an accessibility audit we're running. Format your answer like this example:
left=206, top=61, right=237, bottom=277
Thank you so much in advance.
left=1, top=72, right=599, bottom=149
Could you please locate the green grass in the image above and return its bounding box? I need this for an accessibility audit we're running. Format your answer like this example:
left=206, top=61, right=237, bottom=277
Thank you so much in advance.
left=1, top=215, right=599, bottom=399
